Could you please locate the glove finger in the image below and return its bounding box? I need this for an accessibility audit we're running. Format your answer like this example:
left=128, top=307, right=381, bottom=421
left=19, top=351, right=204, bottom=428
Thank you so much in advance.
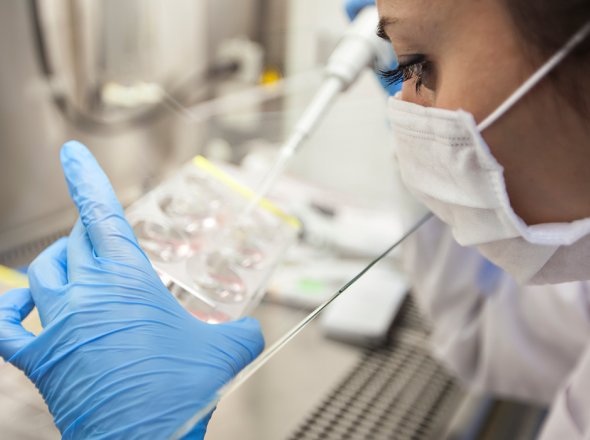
left=60, top=141, right=147, bottom=265
left=67, top=218, right=101, bottom=282
left=28, top=237, right=68, bottom=291
left=0, top=288, right=36, bottom=361
left=28, top=237, right=70, bottom=326
left=345, top=0, right=375, bottom=21
left=217, top=317, right=265, bottom=371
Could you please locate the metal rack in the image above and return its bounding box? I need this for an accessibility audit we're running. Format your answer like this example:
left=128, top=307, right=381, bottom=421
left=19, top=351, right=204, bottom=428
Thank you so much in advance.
left=288, top=295, right=464, bottom=440
left=0, top=228, right=70, bottom=269
left=287, top=292, right=549, bottom=440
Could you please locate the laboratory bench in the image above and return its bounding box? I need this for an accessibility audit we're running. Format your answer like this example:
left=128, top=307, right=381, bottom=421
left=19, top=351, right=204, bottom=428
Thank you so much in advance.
left=0, top=239, right=547, bottom=440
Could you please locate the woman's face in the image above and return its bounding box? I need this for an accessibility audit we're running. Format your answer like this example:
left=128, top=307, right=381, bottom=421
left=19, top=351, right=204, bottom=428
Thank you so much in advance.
left=377, top=0, right=590, bottom=225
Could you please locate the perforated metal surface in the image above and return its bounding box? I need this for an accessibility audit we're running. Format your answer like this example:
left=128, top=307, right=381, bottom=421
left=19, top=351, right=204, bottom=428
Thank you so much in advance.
left=288, top=296, right=463, bottom=440
left=0, top=228, right=70, bottom=268
left=388, top=295, right=432, bottom=335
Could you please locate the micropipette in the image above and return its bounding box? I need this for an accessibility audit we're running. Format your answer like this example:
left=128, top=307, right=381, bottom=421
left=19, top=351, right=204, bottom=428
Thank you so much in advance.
left=239, top=6, right=394, bottom=221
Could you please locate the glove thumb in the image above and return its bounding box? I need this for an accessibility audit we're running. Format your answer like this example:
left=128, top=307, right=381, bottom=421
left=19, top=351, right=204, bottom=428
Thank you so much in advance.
left=217, top=316, right=265, bottom=372
left=0, top=288, right=36, bottom=361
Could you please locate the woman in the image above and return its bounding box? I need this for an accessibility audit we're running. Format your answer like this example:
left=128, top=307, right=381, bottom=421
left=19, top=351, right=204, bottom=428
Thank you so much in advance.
left=374, top=0, right=590, bottom=438
left=1, top=0, right=589, bottom=439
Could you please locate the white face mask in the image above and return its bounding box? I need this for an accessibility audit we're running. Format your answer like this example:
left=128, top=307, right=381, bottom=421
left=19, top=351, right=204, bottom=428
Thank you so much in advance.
left=389, top=22, right=590, bottom=285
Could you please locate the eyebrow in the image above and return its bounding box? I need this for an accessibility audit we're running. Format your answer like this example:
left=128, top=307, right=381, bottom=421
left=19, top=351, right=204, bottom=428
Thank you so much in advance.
left=377, top=17, right=397, bottom=41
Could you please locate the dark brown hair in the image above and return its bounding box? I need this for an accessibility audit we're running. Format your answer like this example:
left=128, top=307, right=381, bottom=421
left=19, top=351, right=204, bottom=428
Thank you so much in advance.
left=505, top=0, right=590, bottom=115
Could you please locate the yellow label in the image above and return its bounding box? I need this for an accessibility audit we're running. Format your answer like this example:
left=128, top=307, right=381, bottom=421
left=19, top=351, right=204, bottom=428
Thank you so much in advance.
left=0, top=264, right=29, bottom=288
left=192, top=156, right=302, bottom=230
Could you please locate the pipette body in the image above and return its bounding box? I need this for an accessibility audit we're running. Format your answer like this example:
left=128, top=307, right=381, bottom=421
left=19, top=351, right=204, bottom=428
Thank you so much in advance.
left=240, top=6, right=393, bottom=220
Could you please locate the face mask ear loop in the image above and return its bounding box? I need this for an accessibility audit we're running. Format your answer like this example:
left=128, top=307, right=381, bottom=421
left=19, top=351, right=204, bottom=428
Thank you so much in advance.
left=477, top=21, right=590, bottom=133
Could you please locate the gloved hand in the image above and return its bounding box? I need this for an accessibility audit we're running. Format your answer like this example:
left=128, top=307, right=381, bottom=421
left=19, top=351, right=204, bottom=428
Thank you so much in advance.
left=0, top=141, right=264, bottom=440
left=344, top=0, right=376, bottom=21
left=344, top=0, right=402, bottom=96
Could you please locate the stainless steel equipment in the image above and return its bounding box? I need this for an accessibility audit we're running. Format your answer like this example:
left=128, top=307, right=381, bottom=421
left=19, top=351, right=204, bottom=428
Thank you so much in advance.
left=0, top=0, right=273, bottom=258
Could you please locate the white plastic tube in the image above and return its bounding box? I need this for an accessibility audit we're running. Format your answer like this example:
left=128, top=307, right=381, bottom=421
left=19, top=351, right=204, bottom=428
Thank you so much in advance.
left=239, top=6, right=394, bottom=222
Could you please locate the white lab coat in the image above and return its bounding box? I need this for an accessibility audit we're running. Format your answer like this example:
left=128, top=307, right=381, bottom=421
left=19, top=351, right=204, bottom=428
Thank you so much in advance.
left=404, top=215, right=590, bottom=439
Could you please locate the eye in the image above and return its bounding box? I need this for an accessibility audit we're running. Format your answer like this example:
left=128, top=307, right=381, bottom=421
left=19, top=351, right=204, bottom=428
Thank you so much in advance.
left=379, top=55, right=432, bottom=92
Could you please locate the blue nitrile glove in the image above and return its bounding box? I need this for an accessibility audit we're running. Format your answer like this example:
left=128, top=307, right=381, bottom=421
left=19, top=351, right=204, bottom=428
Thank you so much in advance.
left=345, top=0, right=376, bottom=20
left=344, top=0, right=402, bottom=96
left=0, top=141, right=264, bottom=440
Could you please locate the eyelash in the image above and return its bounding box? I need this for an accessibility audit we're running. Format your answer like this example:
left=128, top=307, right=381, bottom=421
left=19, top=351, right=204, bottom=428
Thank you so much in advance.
left=379, top=56, right=428, bottom=91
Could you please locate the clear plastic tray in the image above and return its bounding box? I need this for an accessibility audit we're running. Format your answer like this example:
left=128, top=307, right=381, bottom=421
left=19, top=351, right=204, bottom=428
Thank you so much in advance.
left=125, top=156, right=301, bottom=322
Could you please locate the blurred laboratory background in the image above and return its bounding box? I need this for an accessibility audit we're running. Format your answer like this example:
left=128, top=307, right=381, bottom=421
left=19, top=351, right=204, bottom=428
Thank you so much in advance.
left=0, top=1, right=547, bottom=439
